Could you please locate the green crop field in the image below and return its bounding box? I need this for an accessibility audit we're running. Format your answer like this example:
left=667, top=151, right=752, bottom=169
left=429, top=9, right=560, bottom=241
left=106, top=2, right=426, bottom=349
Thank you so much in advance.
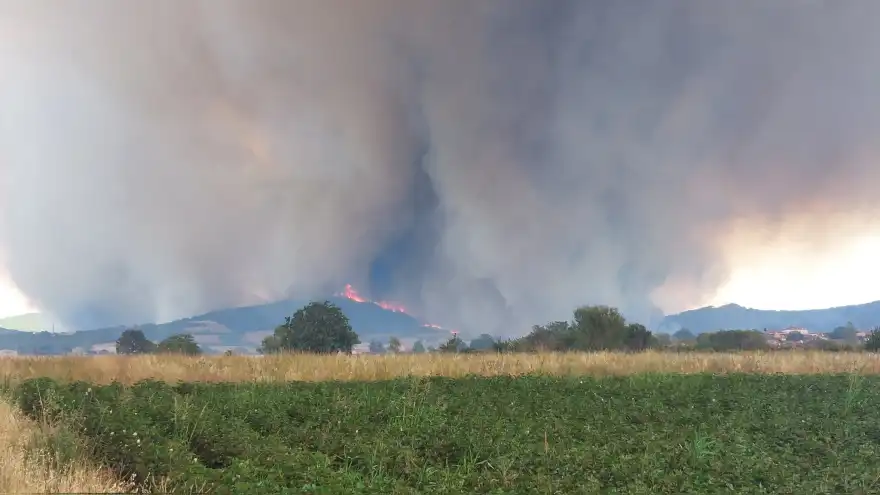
left=10, top=374, right=880, bottom=494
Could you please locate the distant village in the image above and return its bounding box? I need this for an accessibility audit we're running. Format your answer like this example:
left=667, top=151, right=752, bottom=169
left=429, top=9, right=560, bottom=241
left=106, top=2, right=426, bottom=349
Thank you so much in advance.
left=762, top=327, right=870, bottom=348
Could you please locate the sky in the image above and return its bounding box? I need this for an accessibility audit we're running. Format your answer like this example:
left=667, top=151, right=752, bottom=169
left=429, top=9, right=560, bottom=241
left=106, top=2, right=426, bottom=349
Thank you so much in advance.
left=710, top=232, right=880, bottom=311
left=1, top=1, right=880, bottom=332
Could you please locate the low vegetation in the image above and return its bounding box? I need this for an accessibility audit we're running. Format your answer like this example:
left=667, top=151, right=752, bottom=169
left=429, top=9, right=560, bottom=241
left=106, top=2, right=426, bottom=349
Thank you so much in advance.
left=12, top=374, right=880, bottom=493
left=4, top=300, right=880, bottom=492
left=0, top=396, right=130, bottom=493
left=494, top=306, right=655, bottom=352
left=116, top=329, right=203, bottom=356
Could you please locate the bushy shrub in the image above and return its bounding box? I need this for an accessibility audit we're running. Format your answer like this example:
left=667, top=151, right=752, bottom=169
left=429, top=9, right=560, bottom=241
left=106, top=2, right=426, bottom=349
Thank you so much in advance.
left=156, top=334, right=201, bottom=355
left=499, top=306, right=658, bottom=352
left=864, top=327, right=880, bottom=352
left=695, top=329, right=769, bottom=351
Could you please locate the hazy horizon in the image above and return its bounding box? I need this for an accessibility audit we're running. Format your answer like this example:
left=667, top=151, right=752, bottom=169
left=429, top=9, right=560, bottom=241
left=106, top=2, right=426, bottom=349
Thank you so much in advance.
left=1, top=280, right=879, bottom=333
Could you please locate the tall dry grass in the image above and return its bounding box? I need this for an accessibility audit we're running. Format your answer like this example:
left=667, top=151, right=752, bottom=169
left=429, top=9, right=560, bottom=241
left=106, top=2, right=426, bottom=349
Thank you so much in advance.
left=0, top=399, right=131, bottom=493
left=2, top=351, right=880, bottom=385
left=0, top=351, right=876, bottom=493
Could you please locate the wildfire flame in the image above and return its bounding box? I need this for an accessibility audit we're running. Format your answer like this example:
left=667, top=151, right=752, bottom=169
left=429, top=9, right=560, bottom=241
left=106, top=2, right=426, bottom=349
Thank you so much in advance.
left=339, top=284, right=407, bottom=313
left=336, top=284, right=456, bottom=333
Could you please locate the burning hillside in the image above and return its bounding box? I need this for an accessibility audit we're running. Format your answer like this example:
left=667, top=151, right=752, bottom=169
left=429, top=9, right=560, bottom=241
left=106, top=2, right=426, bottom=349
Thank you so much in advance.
left=336, top=284, right=456, bottom=334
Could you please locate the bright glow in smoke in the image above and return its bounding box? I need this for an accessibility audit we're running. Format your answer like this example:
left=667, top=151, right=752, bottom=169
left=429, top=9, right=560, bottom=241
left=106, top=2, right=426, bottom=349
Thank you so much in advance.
left=712, top=233, right=880, bottom=310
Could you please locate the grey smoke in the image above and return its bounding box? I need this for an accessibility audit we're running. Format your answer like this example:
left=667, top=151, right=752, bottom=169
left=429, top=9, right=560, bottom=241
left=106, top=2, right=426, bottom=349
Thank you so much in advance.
left=1, top=1, right=880, bottom=333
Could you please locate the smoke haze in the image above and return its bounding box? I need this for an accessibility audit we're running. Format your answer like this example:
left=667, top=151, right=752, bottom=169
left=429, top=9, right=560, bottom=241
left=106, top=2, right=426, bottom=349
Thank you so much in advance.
left=2, top=1, right=880, bottom=333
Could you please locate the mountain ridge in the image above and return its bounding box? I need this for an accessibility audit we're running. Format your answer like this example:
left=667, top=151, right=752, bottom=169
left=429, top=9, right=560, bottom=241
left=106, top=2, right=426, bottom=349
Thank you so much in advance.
left=3, top=297, right=880, bottom=354
left=0, top=297, right=449, bottom=354
left=659, top=300, right=880, bottom=334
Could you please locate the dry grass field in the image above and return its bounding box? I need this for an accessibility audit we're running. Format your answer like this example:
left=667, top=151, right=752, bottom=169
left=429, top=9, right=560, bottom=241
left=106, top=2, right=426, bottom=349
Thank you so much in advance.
left=0, top=400, right=131, bottom=493
left=2, top=351, right=879, bottom=493
left=1, top=350, right=879, bottom=386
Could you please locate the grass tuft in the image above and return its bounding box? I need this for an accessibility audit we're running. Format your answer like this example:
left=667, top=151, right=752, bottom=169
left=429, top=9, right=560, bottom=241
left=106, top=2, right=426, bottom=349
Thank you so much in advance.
left=0, top=397, right=132, bottom=493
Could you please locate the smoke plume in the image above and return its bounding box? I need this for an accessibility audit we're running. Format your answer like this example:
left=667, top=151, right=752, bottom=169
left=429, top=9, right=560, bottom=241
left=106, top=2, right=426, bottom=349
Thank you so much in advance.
left=2, top=1, right=880, bottom=333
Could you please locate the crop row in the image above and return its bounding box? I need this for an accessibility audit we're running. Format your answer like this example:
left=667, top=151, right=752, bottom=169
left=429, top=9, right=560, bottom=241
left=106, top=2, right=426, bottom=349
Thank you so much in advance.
left=12, top=374, right=880, bottom=494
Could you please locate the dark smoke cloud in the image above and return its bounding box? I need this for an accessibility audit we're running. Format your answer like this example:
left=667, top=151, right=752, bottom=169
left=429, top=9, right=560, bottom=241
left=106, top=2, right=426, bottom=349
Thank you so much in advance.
left=2, top=1, right=880, bottom=333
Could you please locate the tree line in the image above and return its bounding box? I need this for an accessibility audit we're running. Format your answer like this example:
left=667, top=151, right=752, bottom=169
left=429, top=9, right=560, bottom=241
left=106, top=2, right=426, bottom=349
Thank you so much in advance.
left=116, top=330, right=202, bottom=355
left=257, top=301, right=661, bottom=354
left=115, top=300, right=880, bottom=355
left=669, top=324, right=880, bottom=352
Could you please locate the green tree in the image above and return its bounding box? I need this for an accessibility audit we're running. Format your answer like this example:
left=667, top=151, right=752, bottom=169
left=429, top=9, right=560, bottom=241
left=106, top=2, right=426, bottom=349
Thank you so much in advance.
left=864, top=327, right=880, bottom=352
left=492, top=339, right=516, bottom=352
left=439, top=335, right=467, bottom=353
left=673, top=328, right=696, bottom=341
left=494, top=306, right=655, bottom=353
left=115, top=329, right=156, bottom=355
left=411, top=340, right=426, bottom=353
left=259, top=301, right=360, bottom=354
left=369, top=340, right=386, bottom=354
left=806, top=339, right=859, bottom=352
left=388, top=336, right=402, bottom=353
left=525, top=321, right=571, bottom=351
left=623, top=323, right=653, bottom=351
left=156, top=334, right=202, bottom=355
left=468, top=333, right=496, bottom=351
left=696, top=330, right=768, bottom=351
left=570, top=305, right=628, bottom=351
left=829, top=323, right=859, bottom=341
left=786, top=332, right=805, bottom=342
left=258, top=335, right=281, bottom=355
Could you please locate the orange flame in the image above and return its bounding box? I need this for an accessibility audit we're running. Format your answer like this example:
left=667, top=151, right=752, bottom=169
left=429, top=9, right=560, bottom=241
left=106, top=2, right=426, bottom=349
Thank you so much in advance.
left=336, top=284, right=453, bottom=332
left=339, top=284, right=407, bottom=313
left=340, top=284, right=368, bottom=303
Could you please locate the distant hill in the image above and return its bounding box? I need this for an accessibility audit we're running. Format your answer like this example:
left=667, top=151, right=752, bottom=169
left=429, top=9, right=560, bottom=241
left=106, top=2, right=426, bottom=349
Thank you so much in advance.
left=659, top=301, right=880, bottom=334
left=10, top=296, right=878, bottom=354
left=0, top=297, right=449, bottom=355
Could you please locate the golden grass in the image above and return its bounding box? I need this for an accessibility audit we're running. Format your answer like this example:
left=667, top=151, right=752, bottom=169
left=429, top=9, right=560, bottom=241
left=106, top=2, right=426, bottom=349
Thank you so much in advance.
left=0, top=398, right=131, bottom=493
left=1, top=351, right=880, bottom=385
left=0, top=351, right=876, bottom=493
